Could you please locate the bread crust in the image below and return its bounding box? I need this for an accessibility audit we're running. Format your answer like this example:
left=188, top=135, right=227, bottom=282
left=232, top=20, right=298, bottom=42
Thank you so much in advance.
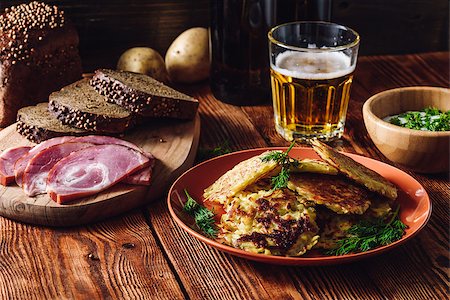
left=16, top=103, right=87, bottom=143
left=0, top=2, right=82, bottom=127
left=48, top=80, right=134, bottom=134
left=16, top=120, right=83, bottom=144
left=91, top=69, right=199, bottom=119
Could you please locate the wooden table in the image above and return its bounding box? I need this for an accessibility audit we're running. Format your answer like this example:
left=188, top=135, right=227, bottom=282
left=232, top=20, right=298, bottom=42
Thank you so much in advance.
left=0, top=52, right=448, bottom=299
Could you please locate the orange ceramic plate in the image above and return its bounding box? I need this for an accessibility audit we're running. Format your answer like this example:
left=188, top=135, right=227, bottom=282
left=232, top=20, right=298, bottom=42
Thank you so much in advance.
left=167, top=147, right=431, bottom=266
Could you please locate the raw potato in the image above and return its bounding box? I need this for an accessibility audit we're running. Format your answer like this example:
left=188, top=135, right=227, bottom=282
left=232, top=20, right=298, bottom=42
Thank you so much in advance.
left=165, top=27, right=210, bottom=83
left=117, top=47, right=169, bottom=83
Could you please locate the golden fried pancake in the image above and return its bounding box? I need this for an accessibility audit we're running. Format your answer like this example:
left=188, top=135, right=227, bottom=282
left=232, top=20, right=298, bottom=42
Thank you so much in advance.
left=203, top=151, right=280, bottom=205
left=314, top=197, right=394, bottom=250
left=310, top=140, right=398, bottom=200
left=288, top=173, right=372, bottom=214
left=219, top=186, right=319, bottom=256
left=314, top=207, right=356, bottom=250
left=292, top=159, right=339, bottom=175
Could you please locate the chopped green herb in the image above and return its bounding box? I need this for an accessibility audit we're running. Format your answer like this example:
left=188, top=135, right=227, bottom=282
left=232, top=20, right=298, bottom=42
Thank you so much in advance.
left=183, top=190, right=218, bottom=238
left=261, top=141, right=299, bottom=189
left=328, top=205, right=407, bottom=255
left=270, top=166, right=290, bottom=190
left=196, top=140, right=232, bottom=162
left=388, top=106, right=450, bottom=131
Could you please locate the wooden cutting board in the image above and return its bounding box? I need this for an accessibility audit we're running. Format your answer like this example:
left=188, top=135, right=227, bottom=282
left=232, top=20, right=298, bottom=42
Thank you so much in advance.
left=0, top=114, right=200, bottom=226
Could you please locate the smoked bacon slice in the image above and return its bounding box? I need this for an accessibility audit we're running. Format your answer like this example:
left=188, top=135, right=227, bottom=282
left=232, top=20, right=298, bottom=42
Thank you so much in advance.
left=14, top=136, right=75, bottom=187
left=0, top=146, right=32, bottom=185
left=46, top=144, right=150, bottom=204
left=23, top=142, right=93, bottom=196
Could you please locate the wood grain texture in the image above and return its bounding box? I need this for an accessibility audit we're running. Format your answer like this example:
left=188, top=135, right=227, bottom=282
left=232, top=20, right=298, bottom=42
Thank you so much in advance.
left=332, top=0, right=449, bottom=55
left=1, top=0, right=448, bottom=71
left=0, top=210, right=186, bottom=299
left=0, top=52, right=448, bottom=299
left=0, top=114, right=200, bottom=226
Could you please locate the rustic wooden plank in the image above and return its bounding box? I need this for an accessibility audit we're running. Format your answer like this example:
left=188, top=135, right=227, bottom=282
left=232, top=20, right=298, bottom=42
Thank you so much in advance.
left=190, top=84, right=270, bottom=150
left=240, top=105, right=292, bottom=148
left=3, top=0, right=448, bottom=71
left=332, top=0, right=449, bottom=55
left=356, top=52, right=449, bottom=96
left=286, top=263, right=386, bottom=300
left=360, top=237, right=449, bottom=300
left=0, top=211, right=185, bottom=299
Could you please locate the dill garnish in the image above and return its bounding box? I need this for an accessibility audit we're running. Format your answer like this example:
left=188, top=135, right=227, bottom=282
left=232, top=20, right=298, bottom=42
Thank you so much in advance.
left=183, top=190, right=218, bottom=238
left=389, top=107, right=450, bottom=131
left=328, top=205, right=407, bottom=256
left=196, top=140, right=232, bottom=162
left=261, top=142, right=299, bottom=189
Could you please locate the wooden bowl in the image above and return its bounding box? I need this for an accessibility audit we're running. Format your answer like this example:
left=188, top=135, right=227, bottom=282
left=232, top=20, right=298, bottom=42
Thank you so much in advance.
left=363, top=86, right=450, bottom=174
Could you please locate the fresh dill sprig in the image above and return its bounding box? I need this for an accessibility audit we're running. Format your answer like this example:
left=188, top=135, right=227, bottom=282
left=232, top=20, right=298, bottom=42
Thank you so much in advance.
left=183, top=190, right=199, bottom=213
left=261, top=141, right=299, bottom=189
left=271, top=166, right=290, bottom=190
left=328, top=205, right=407, bottom=256
left=196, top=140, right=232, bottom=162
left=183, top=190, right=218, bottom=238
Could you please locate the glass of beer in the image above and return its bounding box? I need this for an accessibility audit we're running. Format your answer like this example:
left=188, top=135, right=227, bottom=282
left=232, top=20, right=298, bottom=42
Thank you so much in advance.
left=268, top=22, right=360, bottom=141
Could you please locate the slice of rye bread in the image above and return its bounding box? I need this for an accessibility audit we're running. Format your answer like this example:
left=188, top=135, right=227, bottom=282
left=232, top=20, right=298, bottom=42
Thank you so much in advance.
left=17, top=103, right=89, bottom=143
left=49, top=79, right=134, bottom=133
left=90, top=69, right=199, bottom=119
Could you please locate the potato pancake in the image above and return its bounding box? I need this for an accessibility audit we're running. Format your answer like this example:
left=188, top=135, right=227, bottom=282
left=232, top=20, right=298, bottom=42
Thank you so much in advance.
left=292, top=159, right=339, bottom=175
left=288, top=173, right=372, bottom=214
left=203, top=151, right=280, bottom=205
left=314, top=207, right=356, bottom=250
left=310, top=139, right=398, bottom=200
left=219, top=184, right=319, bottom=256
left=314, top=197, right=393, bottom=250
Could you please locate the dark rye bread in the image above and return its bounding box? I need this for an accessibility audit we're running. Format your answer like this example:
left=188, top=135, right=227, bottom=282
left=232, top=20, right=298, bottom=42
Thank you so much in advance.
left=49, top=79, right=134, bottom=133
left=0, top=2, right=82, bottom=127
left=16, top=102, right=92, bottom=143
left=17, top=103, right=88, bottom=143
left=90, top=69, right=199, bottom=119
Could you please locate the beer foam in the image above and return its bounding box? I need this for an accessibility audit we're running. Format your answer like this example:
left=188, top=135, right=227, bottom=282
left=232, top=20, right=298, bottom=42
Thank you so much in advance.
left=272, top=51, right=355, bottom=80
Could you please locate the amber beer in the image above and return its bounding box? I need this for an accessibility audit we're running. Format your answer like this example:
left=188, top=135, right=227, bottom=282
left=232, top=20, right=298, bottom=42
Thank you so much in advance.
left=268, top=22, right=360, bottom=141
left=270, top=51, right=356, bottom=141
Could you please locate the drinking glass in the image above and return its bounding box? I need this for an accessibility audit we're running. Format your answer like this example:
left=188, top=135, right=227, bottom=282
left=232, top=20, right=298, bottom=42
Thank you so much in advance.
left=268, top=21, right=360, bottom=141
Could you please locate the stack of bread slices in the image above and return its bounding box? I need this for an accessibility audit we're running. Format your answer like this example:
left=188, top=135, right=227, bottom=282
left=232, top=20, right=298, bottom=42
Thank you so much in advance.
left=16, top=69, right=199, bottom=143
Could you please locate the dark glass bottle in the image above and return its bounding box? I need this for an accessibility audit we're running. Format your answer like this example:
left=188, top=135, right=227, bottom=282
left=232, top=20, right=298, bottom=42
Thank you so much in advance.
left=210, top=0, right=332, bottom=106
